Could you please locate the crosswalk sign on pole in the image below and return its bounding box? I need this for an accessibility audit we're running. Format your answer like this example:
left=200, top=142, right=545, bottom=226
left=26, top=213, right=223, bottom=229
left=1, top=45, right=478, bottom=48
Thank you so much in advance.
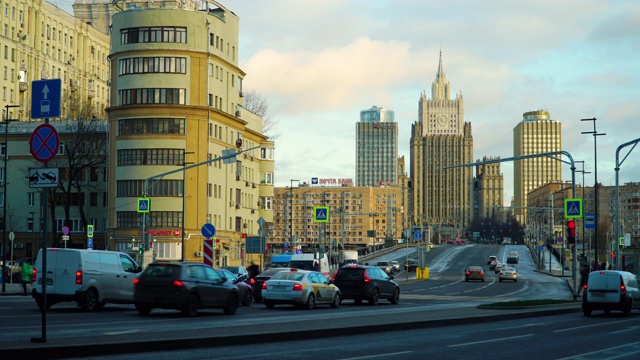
left=314, top=206, right=329, bottom=223
left=564, top=198, right=583, bottom=219
left=138, top=198, right=150, bottom=213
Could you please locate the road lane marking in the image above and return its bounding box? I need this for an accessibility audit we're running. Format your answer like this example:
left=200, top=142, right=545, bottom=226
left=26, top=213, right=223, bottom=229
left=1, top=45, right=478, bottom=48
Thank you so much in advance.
left=555, top=340, right=640, bottom=360
left=340, top=351, right=414, bottom=359
left=553, top=318, right=637, bottom=333
left=103, top=329, right=144, bottom=335
left=448, top=334, right=534, bottom=347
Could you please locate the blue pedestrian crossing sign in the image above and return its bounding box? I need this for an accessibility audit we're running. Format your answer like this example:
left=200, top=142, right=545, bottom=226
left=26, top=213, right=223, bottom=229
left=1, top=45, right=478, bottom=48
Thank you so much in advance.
left=314, top=206, right=329, bottom=223
left=138, top=198, right=150, bottom=213
left=564, top=198, right=583, bottom=219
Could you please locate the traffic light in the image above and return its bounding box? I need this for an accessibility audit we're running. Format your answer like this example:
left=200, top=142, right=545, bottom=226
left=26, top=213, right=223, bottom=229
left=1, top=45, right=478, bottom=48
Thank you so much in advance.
left=567, top=220, right=576, bottom=245
left=138, top=243, right=144, bottom=255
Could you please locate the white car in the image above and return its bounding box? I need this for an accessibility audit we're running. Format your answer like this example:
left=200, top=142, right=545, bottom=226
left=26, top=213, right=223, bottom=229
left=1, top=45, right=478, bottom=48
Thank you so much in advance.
left=390, top=261, right=400, bottom=272
left=262, top=268, right=341, bottom=310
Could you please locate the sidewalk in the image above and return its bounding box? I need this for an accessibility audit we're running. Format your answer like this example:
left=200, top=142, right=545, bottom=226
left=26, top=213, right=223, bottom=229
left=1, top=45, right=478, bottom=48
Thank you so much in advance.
left=0, top=282, right=31, bottom=296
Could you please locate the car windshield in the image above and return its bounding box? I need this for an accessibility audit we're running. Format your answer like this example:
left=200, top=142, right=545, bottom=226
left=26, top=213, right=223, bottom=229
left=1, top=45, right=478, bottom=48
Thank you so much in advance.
left=335, top=268, right=365, bottom=281
left=377, top=262, right=389, bottom=266
left=271, top=271, right=305, bottom=281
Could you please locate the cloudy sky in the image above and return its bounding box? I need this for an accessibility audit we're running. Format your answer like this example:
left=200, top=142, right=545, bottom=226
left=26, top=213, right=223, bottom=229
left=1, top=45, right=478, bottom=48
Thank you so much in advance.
left=56, top=0, right=640, bottom=206
left=223, top=0, right=640, bottom=205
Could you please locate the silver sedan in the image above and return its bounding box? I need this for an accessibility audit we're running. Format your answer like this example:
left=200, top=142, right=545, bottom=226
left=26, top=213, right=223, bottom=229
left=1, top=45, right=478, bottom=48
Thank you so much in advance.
left=499, top=266, right=517, bottom=282
left=262, top=268, right=341, bottom=310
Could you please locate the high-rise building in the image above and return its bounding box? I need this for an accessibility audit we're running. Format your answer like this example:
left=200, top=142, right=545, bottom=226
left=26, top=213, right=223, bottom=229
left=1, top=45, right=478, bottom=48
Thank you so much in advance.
left=474, top=157, right=504, bottom=220
left=356, top=106, right=397, bottom=187
left=513, top=110, right=562, bottom=224
left=410, top=52, right=473, bottom=230
left=107, top=2, right=274, bottom=266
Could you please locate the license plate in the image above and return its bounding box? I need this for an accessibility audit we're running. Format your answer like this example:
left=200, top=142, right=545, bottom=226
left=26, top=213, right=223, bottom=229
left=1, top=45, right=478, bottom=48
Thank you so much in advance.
left=591, top=292, right=604, bottom=297
left=272, top=285, right=286, bottom=290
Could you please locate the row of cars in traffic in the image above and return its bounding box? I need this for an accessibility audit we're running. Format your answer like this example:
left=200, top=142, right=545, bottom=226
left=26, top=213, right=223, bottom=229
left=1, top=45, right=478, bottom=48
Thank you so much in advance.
left=463, top=253, right=520, bottom=283
left=29, top=248, right=401, bottom=317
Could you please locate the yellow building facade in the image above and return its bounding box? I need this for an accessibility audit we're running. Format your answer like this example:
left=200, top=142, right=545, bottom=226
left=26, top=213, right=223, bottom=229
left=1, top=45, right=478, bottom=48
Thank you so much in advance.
left=106, top=3, right=274, bottom=267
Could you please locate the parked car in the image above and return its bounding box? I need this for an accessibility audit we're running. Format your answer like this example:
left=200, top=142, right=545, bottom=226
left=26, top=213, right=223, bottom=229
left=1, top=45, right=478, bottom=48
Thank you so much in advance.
left=582, top=270, right=640, bottom=316
left=261, top=268, right=341, bottom=310
left=499, top=266, right=517, bottom=282
left=221, top=265, right=250, bottom=282
left=465, top=266, right=485, bottom=282
left=133, top=262, right=239, bottom=317
left=375, top=261, right=394, bottom=275
left=217, top=268, right=253, bottom=306
left=332, top=264, right=400, bottom=305
left=250, top=267, right=289, bottom=303
left=404, top=259, right=419, bottom=272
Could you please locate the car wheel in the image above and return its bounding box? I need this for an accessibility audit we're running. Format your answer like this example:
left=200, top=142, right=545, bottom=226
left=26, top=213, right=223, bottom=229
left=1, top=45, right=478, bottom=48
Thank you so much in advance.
left=242, top=290, right=253, bottom=306
left=465, top=278, right=469, bottom=282
left=224, top=293, right=239, bottom=315
left=303, top=293, right=315, bottom=310
left=81, top=288, right=100, bottom=311
left=390, top=288, right=400, bottom=305
left=514, top=279, right=518, bottom=283
left=182, top=293, right=199, bottom=317
left=482, top=278, right=485, bottom=282
left=369, top=289, right=379, bottom=306
left=264, top=301, right=275, bottom=309
left=582, top=306, right=592, bottom=316
left=331, top=293, right=341, bottom=308
left=499, top=279, right=502, bottom=282
left=354, top=298, right=363, bottom=305
left=135, top=303, right=152, bottom=315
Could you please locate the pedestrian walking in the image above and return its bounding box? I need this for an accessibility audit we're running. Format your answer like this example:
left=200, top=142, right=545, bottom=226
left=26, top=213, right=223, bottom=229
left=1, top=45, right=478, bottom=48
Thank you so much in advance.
left=20, top=261, right=34, bottom=296
left=578, top=265, right=589, bottom=296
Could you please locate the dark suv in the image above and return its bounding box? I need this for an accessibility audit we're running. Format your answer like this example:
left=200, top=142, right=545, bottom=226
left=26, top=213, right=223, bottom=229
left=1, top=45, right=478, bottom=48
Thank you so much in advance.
left=332, top=264, right=400, bottom=306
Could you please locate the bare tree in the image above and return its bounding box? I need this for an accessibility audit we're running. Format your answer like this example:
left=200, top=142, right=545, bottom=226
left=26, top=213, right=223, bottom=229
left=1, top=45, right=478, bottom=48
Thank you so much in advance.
left=243, top=89, right=280, bottom=141
left=47, top=98, right=108, bottom=248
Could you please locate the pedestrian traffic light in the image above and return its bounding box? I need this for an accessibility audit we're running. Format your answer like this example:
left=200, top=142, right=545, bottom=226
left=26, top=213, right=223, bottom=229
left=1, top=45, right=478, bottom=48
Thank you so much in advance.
left=567, top=220, right=576, bottom=245
left=138, top=243, right=144, bottom=255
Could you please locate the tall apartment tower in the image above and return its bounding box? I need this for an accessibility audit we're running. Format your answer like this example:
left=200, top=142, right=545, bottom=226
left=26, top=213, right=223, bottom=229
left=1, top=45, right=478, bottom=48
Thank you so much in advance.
left=410, top=52, right=474, bottom=229
left=513, top=110, right=562, bottom=224
left=473, top=157, right=504, bottom=220
left=356, top=106, right=398, bottom=186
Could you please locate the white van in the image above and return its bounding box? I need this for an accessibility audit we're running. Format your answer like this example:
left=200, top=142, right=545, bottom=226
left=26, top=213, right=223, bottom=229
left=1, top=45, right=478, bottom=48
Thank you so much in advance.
left=32, top=248, right=142, bottom=311
left=288, top=253, right=330, bottom=278
left=582, top=270, right=640, bottom=316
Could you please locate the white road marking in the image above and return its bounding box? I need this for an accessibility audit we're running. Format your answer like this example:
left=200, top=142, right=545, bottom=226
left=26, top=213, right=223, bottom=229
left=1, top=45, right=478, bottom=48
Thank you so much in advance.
left=448, top=334, right=534, bottom=347
left=339, top=351, right=414, bottom=360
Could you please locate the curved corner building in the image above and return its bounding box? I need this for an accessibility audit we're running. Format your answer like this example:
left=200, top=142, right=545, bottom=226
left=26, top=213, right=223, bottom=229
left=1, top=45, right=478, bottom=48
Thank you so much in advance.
left=107, top=2, right=274, bottom=265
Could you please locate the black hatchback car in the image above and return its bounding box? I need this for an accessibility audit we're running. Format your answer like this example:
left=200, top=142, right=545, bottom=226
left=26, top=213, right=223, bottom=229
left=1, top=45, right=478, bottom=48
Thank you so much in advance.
left=331, top=264, right=400, bottom=305
left=133, top=262, right=239, bottom=317
left=250, top=267, right=289, bottom=302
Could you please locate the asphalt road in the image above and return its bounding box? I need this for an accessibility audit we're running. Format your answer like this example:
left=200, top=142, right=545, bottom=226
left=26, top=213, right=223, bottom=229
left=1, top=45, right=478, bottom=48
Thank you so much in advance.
left=0, top=243, right=581, bottom=358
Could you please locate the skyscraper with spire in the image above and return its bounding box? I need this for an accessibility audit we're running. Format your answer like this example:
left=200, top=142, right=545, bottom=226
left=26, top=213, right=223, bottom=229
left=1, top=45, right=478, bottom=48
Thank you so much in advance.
left=410, top=52, right=474, bottom=233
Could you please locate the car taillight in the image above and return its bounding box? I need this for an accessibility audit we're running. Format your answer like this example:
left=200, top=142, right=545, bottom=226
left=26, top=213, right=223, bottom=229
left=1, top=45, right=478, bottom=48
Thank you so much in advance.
left=363, top=272, right=371, bottom=283
left=133, top=278, right=140, bottom=285
left=31, top=268, right=37, bottom=283
left=173, top=280, right=184, bottom=287
left=331, top=272, right=338, bottom=281
left=479, top=271, right=484, bottom=275
left=512, top=272, right=516, bottom=275
left=75, top=270, right=83, bottom=285
left=499, top=271, right=504, bottom=275
left=620, top=284, right=626, bottom=297
left=465, top=271, right=470, bottom=275
left=292, top=283, right=303, bottom=291
left=250, top=278, right=256, bottom=285
left=262, top=282, right=267, bottom=290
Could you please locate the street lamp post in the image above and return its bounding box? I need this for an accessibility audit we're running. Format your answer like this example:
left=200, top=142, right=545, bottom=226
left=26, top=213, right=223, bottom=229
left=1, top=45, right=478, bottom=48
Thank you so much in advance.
left=30, top=211, right=35, bottom=262
left=1, top=104, right=19, bottom=293
left=180, top=152, right=194, bottom=262
left=289, top=179, right=299, bottom=251
left=575, top=161, right=591, bottom=260
left=581, top=118, right=605, bottom=267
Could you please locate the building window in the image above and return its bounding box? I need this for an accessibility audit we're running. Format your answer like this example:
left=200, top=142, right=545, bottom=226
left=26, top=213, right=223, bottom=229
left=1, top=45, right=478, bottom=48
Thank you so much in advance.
left=28, top=192, right=34, bottom=206
left=118, top=118, right=185, bottom=135
left=90, top=192, right=98, bottom=206
left=117, top=211, right=182, bottom=228
left=117, top=149, right=185, bottom=166
left=118, top=88, right=186, bottom=105
left=121, top=27, right=187, bottom=44
left=117, top=180, right=183, bottom=197
left=118, top=57, right=187, bottom=75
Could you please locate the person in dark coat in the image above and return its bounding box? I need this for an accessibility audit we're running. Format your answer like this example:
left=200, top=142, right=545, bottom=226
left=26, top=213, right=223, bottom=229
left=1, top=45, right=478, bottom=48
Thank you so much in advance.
left=578, top=265, right=590, bottom=296
left=247, top=261, right=259, bottom=279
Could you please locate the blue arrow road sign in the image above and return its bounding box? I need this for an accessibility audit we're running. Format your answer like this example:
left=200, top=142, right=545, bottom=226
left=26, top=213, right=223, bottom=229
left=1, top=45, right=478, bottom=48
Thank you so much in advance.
left=31, top=79, right=62, bottom=119
left=415, top=231, right=422, bottom=239
left=201, top=223, right=216, bottom=239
